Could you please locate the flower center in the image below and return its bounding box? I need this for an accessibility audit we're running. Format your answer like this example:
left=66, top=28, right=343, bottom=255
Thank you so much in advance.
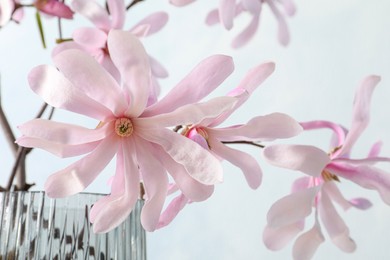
left=115, top=118, right=133, bottom=137
left=321, top=169, right=340, bottom=182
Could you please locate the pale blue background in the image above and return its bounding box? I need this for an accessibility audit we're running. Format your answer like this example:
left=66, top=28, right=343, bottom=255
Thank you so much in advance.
left=1, top=0, right=390, bottom=259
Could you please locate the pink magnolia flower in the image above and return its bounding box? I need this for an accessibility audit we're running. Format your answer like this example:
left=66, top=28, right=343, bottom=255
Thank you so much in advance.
left=262, top=75, right=390, bottom=259
left=157, top=62, right=303, bottom=228
left=53, top=0, right=168, bottom=104
left=17, top=30, right=241, bottom=233
left=171, top=0, right=295, bottom=48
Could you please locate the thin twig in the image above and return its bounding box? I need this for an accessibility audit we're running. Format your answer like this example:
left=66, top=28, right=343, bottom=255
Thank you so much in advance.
left=221, top=141, right=265, bottom=148
left=6, top=147, right=25, bottom=190
left=126, top=0, right=145, bottom=10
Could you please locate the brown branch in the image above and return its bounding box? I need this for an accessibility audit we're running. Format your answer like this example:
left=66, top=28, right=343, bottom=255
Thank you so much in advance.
left=126, top=0, right=145, bottom=10
left=221, top=141, right=265, bottom=148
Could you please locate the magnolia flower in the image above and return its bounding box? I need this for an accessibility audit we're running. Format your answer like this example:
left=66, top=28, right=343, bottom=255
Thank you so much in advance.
left=157, top=62, right=303, bottom=228
left=262, top=75, right=390, bottom=259
left=17, top=30, right=242, bottom=233
left=53, top=0, right=168, bottom=104
left=171, top=0, right=295, bottom=48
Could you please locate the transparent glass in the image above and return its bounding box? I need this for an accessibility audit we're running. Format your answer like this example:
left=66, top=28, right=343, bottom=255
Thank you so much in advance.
left=0, top=191, right=146, bottom=260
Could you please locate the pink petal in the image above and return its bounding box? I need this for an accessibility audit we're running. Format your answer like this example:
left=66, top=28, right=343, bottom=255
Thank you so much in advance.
left=209, top=113, right=302, bottom=141
left=219, top=0, right=236, bottom=30
left=242, top=0, right=262, bottom=14
left=170, top=0, right=196, bottom=6
left=231, top=14, right=259, bottom=49
left=266, top=0, right=290, bottom=46
left=188, top=131, right=209, bottom=150
left=149, top=55, right=169, bottom=78
left=44, top=134, right=119, bottom=198
left=134, top=137, right=168, bottom=231
left=263, top=144, right=331, bottom=177
left=292, top=218, right=324, bottom=260
left=208, top=62, right=276, bottom=127
left=51, top=41, right=87, bottom=58
left=28, top=65, right=113, bottom=121
left=322, top=182, right=351, bottom=211
left=0, top=0, right=14, bottom=26
left=208, top=137, right=262, bottom=189
left=130, top=12, right=169, bottom=37
left=35, top=0, right=73, bottom=19
left=368, top=141, right=383, bottom=158
left=153, top=145, right=214, bottom=202
left=90, top=138, right=140, bottom=233
left=72, top=27, right=107, bottom=49
left=205, top=9, right=219, bottom=26
left=267, top=186, right=319, bottom=228
left=157, top=193, right=189, bottom=229
left=107, top=0, right=125, bottom=29
left=53, top=49, right=127, bottom=117
left=135, top=96, right=237, bottom=128
left=348, top=198, right=372, bottom=210
left=291, top=177, right=311, bottom=193
left=337, top=75, right=381, bottom=157
left=319, top=191, right=356, bottom=252
left=279, top=0, right=296, bottom=16
left=71, top=0, right=110, bottom=31
left=11, top=8, right=24, bottom=23
left=139, top=128, right=223, bottom=185
left=327, top=162, right=390, bottom=205
left=143, top=55, right=234, bottom=116
left=300, top=120, right=346, bottom=148
left=107, top=30, right=151, bottom=117
left=263, top=222, right=304, bottom=251
left=16, top=136, right=99, bottom=158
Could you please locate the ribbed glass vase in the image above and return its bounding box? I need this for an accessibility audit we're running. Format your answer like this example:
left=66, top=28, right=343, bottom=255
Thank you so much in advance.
left=0, top=191, right=146, bottom=260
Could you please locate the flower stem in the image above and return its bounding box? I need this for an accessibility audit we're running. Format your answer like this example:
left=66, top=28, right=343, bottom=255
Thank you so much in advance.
left=126, top=0, right=145, bottom=10
left=221, top=141, right=265, bottom=148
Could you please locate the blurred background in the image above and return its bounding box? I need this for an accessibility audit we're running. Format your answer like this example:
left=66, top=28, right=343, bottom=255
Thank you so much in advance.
left=1, top=0, right=390, bottom=259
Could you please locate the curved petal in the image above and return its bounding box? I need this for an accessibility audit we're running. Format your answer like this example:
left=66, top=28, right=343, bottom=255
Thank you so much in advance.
left=319, top=191, right=356, bottom=252
left=71, top=0, right=110, bottom=30
left=152, top=145, right=214, bottom=202
left=242, top=0, right=262, bottom=14
left=107, top=0, right=125, bottom=29
left=18, top=119, right=112, bottom=145
left=291, top=177, right=311, bottom=193
left=219, top=0, right=236, bottom=30
left=263, top=222, right=304, bottom=251
left=135, top=96, right=237, bottom=128
left=209, top=113, right=302, bottom=141
left=279, top=0, right=296, bottom=16
left=44, top=134, right=119, bottom=198
left=267, top=186, right=319, bottom=228
left=90, top=138, right=140, bottom=233
left=169, top=0, right=196, bottom=6
left=263, top=144, right=330, bottom=177
left=157, top=193, right=189, bottom=229
left=292, top=217, right=324, bottom=260
left=231, top=14, right=259, bottom=49
left=300, top=120, right=346, bottom=148
left=107, top=30, right=151, bottom=117
left=149, top=55, right=169, bottom=78
left=348, top=198, right=372, bottom=210
left=208, top=137, right=262, bottom=189
left=208, top=62, right=276, bottom=127
left=53, top=49, right=127, bottom=116
left=130, top=12, right=169, bottom=37
left=266, top=0, right=290, bottom=46
left=205, top=9, right=220, bottom=26
left=139, top=128, right=223, bottom=185
left=143, top=55, right=234, bottom=116
left=327, top=162, right=390, bottom=205
left=368, top=141, right=383, bottom=158
left=73, top=27, right=107, bottom=49
left=134, top=137, right=168, bottom=231
left=337, top=75, right=381, bottom=157
left=28, top=65, right=113, bottom=121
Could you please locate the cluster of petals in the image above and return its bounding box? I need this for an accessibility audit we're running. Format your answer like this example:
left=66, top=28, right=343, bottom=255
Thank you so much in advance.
left=170, top=0, right=295, bottom=48
left=262, top=75, right=390, bottom=259
left=0, top=0, right=72, bottom=26
left=53, top=0, right=168, bottom=105
left=158, top=62, right=303, bottom=228
left=17, top=30, right=245, bottom=233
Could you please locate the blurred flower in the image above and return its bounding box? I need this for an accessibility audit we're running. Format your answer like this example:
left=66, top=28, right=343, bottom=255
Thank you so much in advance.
left=34, top=0, right=73, bottom=19
left=262, top=75, right=390, bottom=259
left=17, top=30, right=239, bottom=233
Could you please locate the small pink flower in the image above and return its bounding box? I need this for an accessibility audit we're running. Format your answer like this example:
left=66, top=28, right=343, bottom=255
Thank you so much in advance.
left=171, top=0, right=295, bottom=48
left=158, top=62, right=303, bottom=228
left=53, top=0, right=168, bottom=105
left=262, top=75, right=389, bottom=259
left=17, top=30, right=240, bottom=233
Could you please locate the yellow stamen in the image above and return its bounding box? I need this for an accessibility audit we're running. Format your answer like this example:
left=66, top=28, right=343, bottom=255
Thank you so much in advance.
left=115, top=118, right=133, bottom=137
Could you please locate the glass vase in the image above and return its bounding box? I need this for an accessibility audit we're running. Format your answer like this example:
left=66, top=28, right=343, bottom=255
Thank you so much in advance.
left=0, top=191, right=146, bottom=260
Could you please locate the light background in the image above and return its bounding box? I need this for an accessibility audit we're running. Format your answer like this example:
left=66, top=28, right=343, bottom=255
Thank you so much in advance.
left=1, top=0, right=390, bottom=259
